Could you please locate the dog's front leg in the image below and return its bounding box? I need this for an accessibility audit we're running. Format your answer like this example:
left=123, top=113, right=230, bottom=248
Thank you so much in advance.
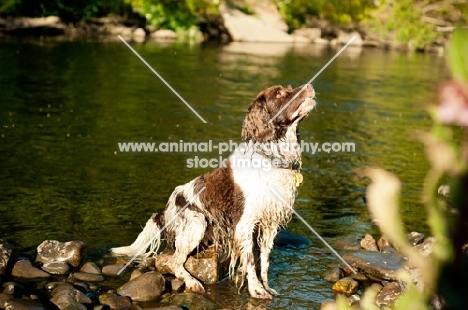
left=258, top=225, right=279, bottom=296
left=235, top=221, right=273, bottom=299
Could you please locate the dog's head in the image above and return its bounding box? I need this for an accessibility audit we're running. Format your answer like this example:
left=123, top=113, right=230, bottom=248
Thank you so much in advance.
left=241, top=84, right=315, bottom=143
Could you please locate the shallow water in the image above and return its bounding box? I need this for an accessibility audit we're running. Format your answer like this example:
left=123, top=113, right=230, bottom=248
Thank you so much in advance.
left=0, top=37, right=450, bottom=308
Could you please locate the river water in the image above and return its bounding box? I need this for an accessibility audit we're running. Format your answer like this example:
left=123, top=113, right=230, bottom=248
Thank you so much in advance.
left=0, top=37, right=450, bottom=308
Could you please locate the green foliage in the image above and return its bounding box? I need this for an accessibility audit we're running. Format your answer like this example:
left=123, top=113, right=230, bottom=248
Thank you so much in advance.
left=274, top=0, right=368, bottom=29
left=0, top=0, right=133, bottom=22
left=127, top=0, right=218, bottom=30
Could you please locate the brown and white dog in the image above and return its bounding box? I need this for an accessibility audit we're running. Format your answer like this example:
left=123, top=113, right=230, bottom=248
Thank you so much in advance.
left=112, top=84, right=316, bottom=299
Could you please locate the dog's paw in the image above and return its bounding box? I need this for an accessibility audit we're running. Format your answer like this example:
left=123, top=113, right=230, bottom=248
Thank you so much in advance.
left=185, top=278, right=205, bottom=294
left=248, top=284, right=273, bottom=300
left=264, top=286, right=279, bottom=296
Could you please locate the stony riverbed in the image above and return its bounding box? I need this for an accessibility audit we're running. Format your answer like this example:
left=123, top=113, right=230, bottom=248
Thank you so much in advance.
left=0, top=230, right=442, bottom=310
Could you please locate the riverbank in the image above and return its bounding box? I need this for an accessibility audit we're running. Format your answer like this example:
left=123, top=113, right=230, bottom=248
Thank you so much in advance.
left=0, top=1, right=464, bottom=53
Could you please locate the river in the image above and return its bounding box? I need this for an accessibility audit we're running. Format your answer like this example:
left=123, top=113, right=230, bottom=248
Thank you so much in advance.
left=0, top=37, right=450, bottom=308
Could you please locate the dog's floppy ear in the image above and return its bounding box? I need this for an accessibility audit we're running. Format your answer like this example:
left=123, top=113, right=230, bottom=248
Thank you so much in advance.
left=241, top=94, right=275, bottom=142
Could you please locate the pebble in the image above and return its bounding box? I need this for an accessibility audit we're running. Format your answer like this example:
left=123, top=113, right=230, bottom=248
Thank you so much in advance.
left=36, top=240, right=87, bottom=267
left=72, top=272, right=105, bottom=282
left=346, top=294, right=360, bottom=306
left=332, top=238, right=361, bottom=251
left=4, top=298, right=44, bottom=310
left=80, top=262, right=101, bottom=274
left=375, top=282, right=401, bottom=307
left=407, top=232, right=424, bottom=246
left=102, top=264, right=125, bottom=277
left=331, top=277, right=359, bottom=295
left=171, top=278, right=185, bottom=292
left=11, top=260, right=50, bottom=279
left=2, top=282, right=25, bottom=295
left=117, top=271, right=165, bottom=302
left=42, top=262, right=70, bottom=275
left=414, top=237, right=436, bottom=257
left=322, top=267, right=344, bottom=283
left=0, top=240, right=12, bottom=276
left=102, top=296, right=132, bottom=310
left=0, top=293, right=14, bottom=305
left=50, top=288, right=91, bottom=310
left=129, top=269, right=143, bottom=280
left=370, top=283, right=383, bottom=292
left=360, top=234, right=379, bottom=251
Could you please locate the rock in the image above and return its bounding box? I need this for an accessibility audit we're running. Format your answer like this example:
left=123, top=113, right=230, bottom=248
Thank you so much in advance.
left=377, top=235, right=395, bottom=253
left=42, top=262, right=70, bottom=275
left=93, top=306, right=110, bottom=310
left=219, top=3, right=293, bottom=43
left=371, top=283, right=383, bottom=292
left=0, top=293, right=14, bottom=305
left=274, top=230, right=312, bottom=248
left=332, top=238, right=361, bottom=251
left=342, top=251, right=407, bottom=281
left=98, top=293, right=117, bottom=305
left=437, top=184, right=450, bottom=197
left=349, top=272, right=368, bottom=282
left=414, top=237, right=436, bottom=257
left=129, top=269, right=143, bottom=280
left=4, top=299, right=44, bottom=310
left=11, top=260, right=50, bottom=279
left=253, top=1, right=288, bottom=32
left=292, top=28, right=321, bottom=42
left=117, top=271, right=165, bottom=302
left=0, top=240, right=12, bottom=275
left=375, top=282, right=401, bottom=307
left=331, top=277, right=359, bottom=295
left=150, top=30, right=177, bottom=40
left=360, top=234, right=379, bottom=251
left=322, top=267, right=344, bottom=282
left=346, top=294, right=360, bottom=306
left=336, top=30, right=363, bottom=46
left=155, top=246, right=228, bottom=284
left=2, top=282, right=25, bottom=295
left=50, top=283, right=75, bottom=296
left=160, top=293, right=218, bottom=310
left=313, top=38, right=330, bottom=45
left=102, top=296, right=132, bottom=310
left=171, top=278, right=185, bottom=292
left=36, top=240, right=87, bottom=267
left=80, top=262, right=101, bottom=274
left=407, top=232, right=424, bottom=246
left=50, top=289, right=91, bottom=310
left=72, top=272, right=105, bottom=282
left=102, top=264, right=125, bottom=277
left=133, top=28, right=146, bottom=38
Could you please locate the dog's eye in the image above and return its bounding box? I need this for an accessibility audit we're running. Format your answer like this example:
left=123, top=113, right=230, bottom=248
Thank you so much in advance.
left=276, top=89, right=287, bottom=99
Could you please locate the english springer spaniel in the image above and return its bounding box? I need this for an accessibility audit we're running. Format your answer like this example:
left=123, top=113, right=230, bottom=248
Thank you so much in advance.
left=112, top=84, right=316, bottom=299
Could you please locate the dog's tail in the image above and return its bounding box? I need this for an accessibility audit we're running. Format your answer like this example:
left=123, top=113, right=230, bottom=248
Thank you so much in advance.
left=111, top=213, right=164, bottom=258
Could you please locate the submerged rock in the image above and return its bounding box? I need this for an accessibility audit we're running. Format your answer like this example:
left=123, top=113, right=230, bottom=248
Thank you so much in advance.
left=0, top=240, right=12, bottom=275
left=332, top=238, right=361, bottom=251
left=117, top=271, right=165, bottom=302
left=102, top=296, right=132, bottom=310
left=342, top=251, right=407, bottom=281
left=80, top=262, right=101, bottom=274
left=274, top=230, right=312, bottom=248
left=161, top=293, right=218, bottom=310
left=11, top=260, right=50, bottom=279
left=102, top=264, right=125, bottom=277
left=36, top=240, right=87, bottom=267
